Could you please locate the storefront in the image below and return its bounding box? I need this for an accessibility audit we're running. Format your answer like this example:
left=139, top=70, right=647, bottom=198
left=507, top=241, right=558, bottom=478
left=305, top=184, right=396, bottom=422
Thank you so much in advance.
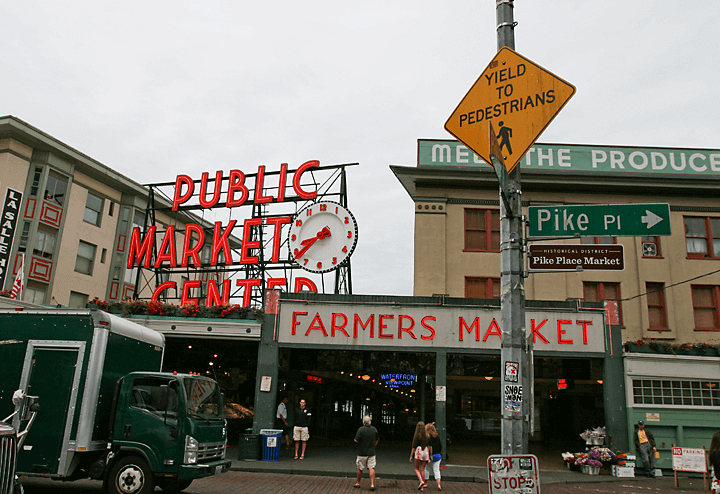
left=253, top=292, right=629, bottom=454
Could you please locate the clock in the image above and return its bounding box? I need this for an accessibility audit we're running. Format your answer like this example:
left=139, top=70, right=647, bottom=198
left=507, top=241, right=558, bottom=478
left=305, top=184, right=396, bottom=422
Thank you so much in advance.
left=288, top=200, right=358, bottom=273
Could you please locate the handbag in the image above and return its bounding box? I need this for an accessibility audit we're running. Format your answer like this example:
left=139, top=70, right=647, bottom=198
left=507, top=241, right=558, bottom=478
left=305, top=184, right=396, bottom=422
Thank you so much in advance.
left=432, top=453, right=442, bottom=462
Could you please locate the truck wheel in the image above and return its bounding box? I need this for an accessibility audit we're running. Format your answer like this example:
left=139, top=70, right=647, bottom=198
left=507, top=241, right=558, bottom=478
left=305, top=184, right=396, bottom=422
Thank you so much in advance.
left=106, top=456, right=154, bottom=494
left=157, top=479, right=193, bottom=492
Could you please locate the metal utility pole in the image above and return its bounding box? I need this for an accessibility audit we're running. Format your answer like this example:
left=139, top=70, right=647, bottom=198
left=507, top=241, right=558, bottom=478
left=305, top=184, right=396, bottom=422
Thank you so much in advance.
left=496, top=0, right=529, bottom=455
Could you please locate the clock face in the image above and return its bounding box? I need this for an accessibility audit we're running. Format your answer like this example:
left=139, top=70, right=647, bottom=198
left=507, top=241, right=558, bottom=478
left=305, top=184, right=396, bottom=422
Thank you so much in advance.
left=288, top=201, right=358, bottom=273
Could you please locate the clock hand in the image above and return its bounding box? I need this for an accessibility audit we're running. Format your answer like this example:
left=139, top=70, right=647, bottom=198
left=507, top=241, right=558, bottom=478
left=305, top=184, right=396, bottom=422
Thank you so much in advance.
left=294, top=227, right=331, bottom=259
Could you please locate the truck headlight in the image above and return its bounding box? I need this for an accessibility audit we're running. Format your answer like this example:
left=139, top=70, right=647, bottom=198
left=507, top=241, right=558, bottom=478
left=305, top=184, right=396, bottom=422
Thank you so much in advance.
left=184, top=435, right=199, bottom=464
left=221, top=438, right=227, bottom=459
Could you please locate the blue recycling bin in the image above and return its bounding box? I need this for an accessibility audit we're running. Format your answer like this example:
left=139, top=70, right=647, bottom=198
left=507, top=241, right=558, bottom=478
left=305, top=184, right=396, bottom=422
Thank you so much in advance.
left=260, top=429, right=283, bottom=461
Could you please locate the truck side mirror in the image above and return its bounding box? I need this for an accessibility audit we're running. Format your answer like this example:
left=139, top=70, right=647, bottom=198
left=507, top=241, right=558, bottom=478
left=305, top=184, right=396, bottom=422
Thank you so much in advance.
left=20, top=395, right=39, bottom=421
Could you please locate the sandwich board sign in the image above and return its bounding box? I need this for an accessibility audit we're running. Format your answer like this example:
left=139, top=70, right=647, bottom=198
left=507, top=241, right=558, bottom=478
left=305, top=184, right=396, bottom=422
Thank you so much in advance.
left=445, top=47, right=576, bottom=173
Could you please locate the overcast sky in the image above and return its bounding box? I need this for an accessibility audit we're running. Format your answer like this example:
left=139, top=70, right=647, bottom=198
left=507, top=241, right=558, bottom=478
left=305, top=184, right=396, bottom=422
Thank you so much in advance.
left=3, top=1, right=719, bottom=296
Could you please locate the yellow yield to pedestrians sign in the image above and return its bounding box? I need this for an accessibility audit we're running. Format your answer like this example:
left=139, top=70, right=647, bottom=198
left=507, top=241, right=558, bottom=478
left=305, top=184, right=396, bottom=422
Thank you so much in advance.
left=445, top=47, right=576, bottom=173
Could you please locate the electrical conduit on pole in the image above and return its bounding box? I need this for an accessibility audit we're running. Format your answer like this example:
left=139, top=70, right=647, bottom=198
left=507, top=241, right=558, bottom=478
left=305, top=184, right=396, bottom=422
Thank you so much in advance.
left=496, top=0, right=529, bottom=455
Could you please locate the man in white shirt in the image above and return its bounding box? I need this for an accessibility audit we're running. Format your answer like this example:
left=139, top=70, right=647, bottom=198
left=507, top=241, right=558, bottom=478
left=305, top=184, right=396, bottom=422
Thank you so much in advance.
left=275, top=396, right=291, bottom=449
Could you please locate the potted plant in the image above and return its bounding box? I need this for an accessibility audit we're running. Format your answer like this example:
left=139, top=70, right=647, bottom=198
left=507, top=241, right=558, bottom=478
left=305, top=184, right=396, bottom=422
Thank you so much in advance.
left=180, top=303, right=200, bottom=318
left=86, top=297, right=109, bottom=310
left=123, top=299, right=148, bottom=316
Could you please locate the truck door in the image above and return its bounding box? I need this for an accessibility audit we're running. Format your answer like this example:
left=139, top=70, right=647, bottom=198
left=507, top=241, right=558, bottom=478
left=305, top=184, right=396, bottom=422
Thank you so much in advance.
left=16, top=342, right=85, bottom=475
left=120, top=377, right=181, bottom=469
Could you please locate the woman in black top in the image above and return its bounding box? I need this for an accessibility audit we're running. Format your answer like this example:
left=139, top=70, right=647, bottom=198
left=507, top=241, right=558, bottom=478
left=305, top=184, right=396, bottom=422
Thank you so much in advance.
left=425, top=423, right=443, bottom=491
left=710, top=432, right=720, bottom=493
left=410, top=421, right=429, bottom=490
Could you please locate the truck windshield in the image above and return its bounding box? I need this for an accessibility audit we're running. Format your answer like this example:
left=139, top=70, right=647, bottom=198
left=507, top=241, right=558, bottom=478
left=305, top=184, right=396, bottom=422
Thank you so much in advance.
left=183, top=377, right=222, bottom=420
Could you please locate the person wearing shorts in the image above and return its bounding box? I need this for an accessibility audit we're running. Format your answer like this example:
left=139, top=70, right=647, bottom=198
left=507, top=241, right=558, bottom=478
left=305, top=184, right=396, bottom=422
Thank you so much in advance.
left=293, top=399, right=310, bottom=459
left=354, top=416, right=379, bottom=491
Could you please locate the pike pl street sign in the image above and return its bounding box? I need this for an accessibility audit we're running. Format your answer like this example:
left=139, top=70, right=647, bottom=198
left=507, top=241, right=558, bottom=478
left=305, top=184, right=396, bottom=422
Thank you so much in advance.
left=445, top=47, right=576, bottom=173
left=528, top=203, right=671, bottom=238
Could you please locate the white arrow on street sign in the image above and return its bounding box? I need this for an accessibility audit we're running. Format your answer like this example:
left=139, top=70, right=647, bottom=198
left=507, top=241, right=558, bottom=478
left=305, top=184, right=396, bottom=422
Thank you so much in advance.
left=642, top=210, right=664, bottom=229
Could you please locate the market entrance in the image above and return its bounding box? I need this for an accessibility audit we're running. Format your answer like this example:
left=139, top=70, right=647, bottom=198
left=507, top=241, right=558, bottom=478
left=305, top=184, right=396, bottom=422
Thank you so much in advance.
left=276, top=348, right=436, bottom=441
left=446, top=354, right=606, bottom=453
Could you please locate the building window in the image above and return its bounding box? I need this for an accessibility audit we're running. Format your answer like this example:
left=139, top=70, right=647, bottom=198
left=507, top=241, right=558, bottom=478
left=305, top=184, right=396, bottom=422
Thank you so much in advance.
left=466, top=277, right=500, bottom=299
left=646, top=282, right=668, bottom=330
left=83, top=192, right=104, bottom=226
left=581, top=236, right=616, bottom=244
left=68, top=291, right=88, bottom=308
left=632, top=378, right=720, bottom=407
left=29, top=167, right=42, bottom=197
left=18, top=222, right=31, bottom=253
left=44, top=171, right=68, bottom=206
left=108, top=202, right=115, bottom=217
left=465, top=209, right=500, bottom=252
left=685, top=216, right=720, bottom=258
left=75, top=241, right=97, bottom=275
left=584, top=281, right=622, bottom=325
left=33, top=226, right=56, bottom=259
left=691, top=285, right=720, bottom=330
left=641, top=236, right=661, bottom=257
left=23, top=282, right=46, bottom=305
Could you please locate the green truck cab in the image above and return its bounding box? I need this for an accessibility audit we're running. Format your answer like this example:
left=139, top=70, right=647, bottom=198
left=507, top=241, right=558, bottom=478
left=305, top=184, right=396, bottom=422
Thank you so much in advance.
left=0, top=308, right=231, bottom=494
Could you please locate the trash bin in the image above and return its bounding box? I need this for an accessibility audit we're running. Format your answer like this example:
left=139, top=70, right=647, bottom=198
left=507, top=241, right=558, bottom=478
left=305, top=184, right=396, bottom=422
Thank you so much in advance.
left=259, top=429, right=283, bottom=461
left=238, top=431, right=261, bottom=461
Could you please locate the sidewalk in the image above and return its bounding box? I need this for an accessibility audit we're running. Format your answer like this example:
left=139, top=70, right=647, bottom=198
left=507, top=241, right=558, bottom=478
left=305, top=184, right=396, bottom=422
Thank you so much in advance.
left=227, top=439, right=682, bottom=486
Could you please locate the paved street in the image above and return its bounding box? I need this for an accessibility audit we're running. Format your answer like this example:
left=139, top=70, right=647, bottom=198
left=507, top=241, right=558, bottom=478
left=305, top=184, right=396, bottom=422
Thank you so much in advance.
left=20, top=471, right=712, bottom=494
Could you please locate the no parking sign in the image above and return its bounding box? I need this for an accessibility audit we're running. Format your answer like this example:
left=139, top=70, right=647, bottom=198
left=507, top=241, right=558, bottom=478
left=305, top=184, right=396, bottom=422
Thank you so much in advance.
left=488, top=454, right=540, bottom=494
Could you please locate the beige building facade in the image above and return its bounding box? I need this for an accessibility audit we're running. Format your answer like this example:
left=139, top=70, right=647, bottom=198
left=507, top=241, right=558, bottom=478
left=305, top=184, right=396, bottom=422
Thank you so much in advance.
left=393, top=139, right=720, bottom=346
left=0, top=115, right=220, bottom=307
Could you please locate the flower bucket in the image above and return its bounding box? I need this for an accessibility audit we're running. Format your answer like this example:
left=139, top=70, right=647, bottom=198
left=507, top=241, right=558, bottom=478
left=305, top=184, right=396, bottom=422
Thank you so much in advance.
left=580, top=465, right=587, bottom=474
left=586, top=466, right=600, bottom=475
left=591, top=436, right=604, bottom=445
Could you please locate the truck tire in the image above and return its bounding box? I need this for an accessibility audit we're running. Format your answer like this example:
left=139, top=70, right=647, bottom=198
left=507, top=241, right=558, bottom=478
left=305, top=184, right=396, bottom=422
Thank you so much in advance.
left=106, top=456, right=154, bottom=494
left=157, top=479, right=193, bottom=492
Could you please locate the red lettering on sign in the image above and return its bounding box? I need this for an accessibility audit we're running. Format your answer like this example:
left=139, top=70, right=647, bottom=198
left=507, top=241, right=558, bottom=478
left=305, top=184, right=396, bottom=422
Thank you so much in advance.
left=577, top=320, right=592, bottom=344
left=154, top=225, right=177, bottom=267
left=354, top=314, right=374, bottom=338
left=212, top=220, right=236, bottom=266
left=199, top=171, right=223, bottom=208
left=531, top=319, right=550, bottom=344
left=227, top=170, right=249, bottom=207
left=277, top=163, right=288, bottom=202
left=206, top=279, right=231, bottom=306
left=557, top=320, right=573, bottom=344
left=292, top=311, right=308, bottom=335
left=151, top=281, right=176, bottom=301
left=398, top=315, right=417, bottom=339
left=181, top=224, right=204, bottom=267
left=293, top=160, right=319, bottom=200
left=172, top=174, right=194, bottom=211
left=306, top=313, right=328, bottom=337
left=181, top=280, right=202, bottom=306
left=240, top=218, right=261, bottom=264
left=266, top=216, right=292, bottom=262
left=127, top=225, right=156, bottom=268
left=332, top=313, right=350, bottom=337
left=294, top=277, right=317, bottom=293
left=483, top=319, right=502, bottom=342
left=254, top=165, right=274, bottom=204
left=378, top=315, right=394, bottom=338
left=235, top=278, right=262, bottom=306
left=421, top=316, right=436, bottom=340
left=459, top=317, right=480, bottom=341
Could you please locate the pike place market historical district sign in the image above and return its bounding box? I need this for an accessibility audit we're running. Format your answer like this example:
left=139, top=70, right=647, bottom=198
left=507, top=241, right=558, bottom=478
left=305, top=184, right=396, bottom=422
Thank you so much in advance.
left=528, top=244, right=624, bottom=271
